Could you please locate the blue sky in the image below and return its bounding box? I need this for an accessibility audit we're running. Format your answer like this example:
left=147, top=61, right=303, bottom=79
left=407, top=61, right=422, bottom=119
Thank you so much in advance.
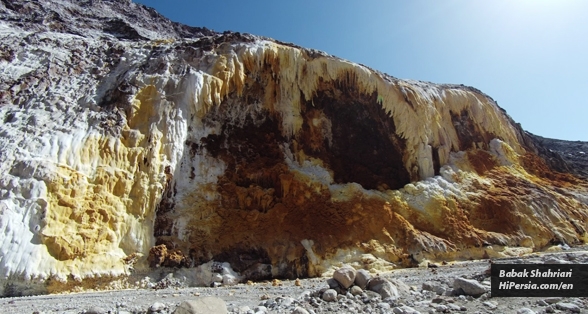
left=135, top=0, right=588, bottom=141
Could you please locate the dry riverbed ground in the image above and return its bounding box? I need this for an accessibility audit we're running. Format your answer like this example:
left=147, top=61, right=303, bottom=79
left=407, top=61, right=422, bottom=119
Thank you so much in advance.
left=3, top=247, right=588, bottom=314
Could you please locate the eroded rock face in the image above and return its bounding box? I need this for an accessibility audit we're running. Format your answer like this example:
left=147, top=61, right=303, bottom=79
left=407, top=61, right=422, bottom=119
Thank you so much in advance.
left=0, top=0, right=587, bottom=295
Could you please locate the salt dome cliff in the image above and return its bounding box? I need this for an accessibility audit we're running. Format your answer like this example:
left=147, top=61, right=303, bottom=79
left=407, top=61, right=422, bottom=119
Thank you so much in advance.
left=1, top=0, right=588, bottom=296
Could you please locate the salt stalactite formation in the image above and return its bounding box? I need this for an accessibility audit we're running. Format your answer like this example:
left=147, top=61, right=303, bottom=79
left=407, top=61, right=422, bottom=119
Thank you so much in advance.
left=0, top=0, right=587, bottom=296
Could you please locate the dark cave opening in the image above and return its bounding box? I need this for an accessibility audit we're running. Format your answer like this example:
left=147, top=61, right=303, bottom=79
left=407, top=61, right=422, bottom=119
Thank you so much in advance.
left=299, top=87, right=411, bottom=190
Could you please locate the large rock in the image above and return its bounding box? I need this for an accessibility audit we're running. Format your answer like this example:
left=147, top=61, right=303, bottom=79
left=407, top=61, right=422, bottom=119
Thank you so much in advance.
left=354, top=269, right=371, bottom=289
left=367, top=277, right=399, bottom=299
left=422, top=281, right=447, bottom=295
left=333, top=265, right=356, bottom=288
left=388, top=278, right=411, bottom=296
left=453, top=277, right=487, bottom=297
left=555, top=303, right=581, bottom=313
left=172, top=298, right=228, bottom=314
left=322, top=289, right=338, bottom=302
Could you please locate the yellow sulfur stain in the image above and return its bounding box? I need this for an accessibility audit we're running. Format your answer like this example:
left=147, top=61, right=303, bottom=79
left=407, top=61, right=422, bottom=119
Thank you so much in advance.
left=37, top=84, right=175, bottom=283
left=128, top=85, right=158, bottom=133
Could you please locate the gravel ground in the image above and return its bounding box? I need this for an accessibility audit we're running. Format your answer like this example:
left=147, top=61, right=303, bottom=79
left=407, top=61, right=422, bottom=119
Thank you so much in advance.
left=3, top=248, right=588, bottom=314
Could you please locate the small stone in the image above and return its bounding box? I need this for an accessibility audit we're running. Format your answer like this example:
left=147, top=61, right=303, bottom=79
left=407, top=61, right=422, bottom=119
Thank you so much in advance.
left=545, top=305, right=555, bottom=313
left=536, top=300, right=548, bottom=306
left=295, top=278, right=302, bottom=286
left=555, top=302, right=580, bottom=313
left=86, top=307, right=107, bottom=314
left=291, top=307, right=309, bottom=314
left=482, top=301, right=497, bottom=310
left=447, top=304, right=461, bottom=311
left=254, top=305, right=268, bottom=313
left=478, top=292, right=491, bottom=300
left=298, top=290, right=311, bottom=300
left=392, top=305, right=421, bottom=314
left=350, top=285, right=363, bottom=296
left=517, top=308, right=536, bottom=314
left=172, top=297, right=228, bottom=314
left=544, top=297, right=562, bottom=304
left=354, top=269, right=371, bottom=289
left=431, top=297, right=445, bottom=304
left=327, top=278, right=340, bottom=289
left=333, top=265, right=356, bottom=288
left=149, top=302, right=166, bottom=313
left=223, top=274, right=239, bottom=285
left=264, top=299, right=277, bottom=309
left=443, top=288, right=460, bottom=296
left=452, top=278, right=487, bottom=297
left=212, top=273, right=223, bottom=283
left=377, top=302, right=391, bottom=309
left=281, top=297, right=294, bottom=307
left=322, top=289, right=338, bottom=302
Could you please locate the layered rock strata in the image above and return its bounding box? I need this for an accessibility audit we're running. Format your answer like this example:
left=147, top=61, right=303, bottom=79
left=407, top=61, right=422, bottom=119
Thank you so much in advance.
left=0, top=0, right=587, bottom=295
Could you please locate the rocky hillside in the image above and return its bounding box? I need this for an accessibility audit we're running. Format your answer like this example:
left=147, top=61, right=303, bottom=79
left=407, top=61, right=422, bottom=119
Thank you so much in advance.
left=1, top=0, right=587, bottom=296
left=526, top=133, right=588, bottom=179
